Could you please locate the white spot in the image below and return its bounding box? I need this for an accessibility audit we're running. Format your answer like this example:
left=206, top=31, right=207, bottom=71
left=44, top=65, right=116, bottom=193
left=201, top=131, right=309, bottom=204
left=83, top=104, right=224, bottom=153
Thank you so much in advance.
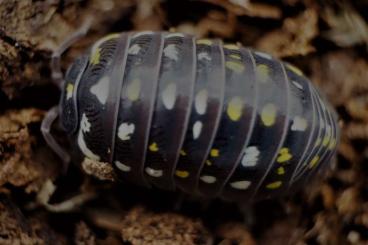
left=195, top=89, right=208, bottom=115
left=145, top=167, right=163, bottom=177
left=128, top=44, right=141, bottom=55
left=162, top=83, right=177, bottom=110
left=90, top=76, right=109, bottom=104
left=255, top=51, right=272, bottom=60
left=198, top=52, right=211, bottom=61
left=66, top=90, right=73, bottom=100
left=193, top=121, right=203, bottom=139
left=291, top=116, right=308, bottom=131
left=118, top=123, right=135, bottom=141
left=132, top=31, right=154, bottom=38
left=166, top=33, right=185, bottom=38
left=115, top=161, right=131, bottom=172
left=292, top=81, right=303, bottom=90
left=80, top=113, right=91, bottom=133
left=230, top=180, right=251, bottom=190
left=200, top=175, right=217, bottom=184
left=164, top=44, right=179, bottom=61
left=241, top=146, right=260, bottom=167
left=77, top=113, right=100, bottom=161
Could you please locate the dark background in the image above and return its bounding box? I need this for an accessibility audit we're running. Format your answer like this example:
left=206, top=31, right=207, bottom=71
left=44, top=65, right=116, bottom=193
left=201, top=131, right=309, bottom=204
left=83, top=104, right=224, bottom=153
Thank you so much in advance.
left=0, top=0, right=367, bottom=244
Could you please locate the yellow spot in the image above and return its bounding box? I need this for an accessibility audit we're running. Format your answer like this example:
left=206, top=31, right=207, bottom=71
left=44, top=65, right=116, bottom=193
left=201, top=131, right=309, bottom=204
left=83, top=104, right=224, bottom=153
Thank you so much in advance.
left=328, top=138, right=336, bottom=150
left=90, top=33, right=120, bottom=65
left=127, top=78, right=141, bottom=101
left=206, top=160, right=212, bottom=166
left=103, top=33, right=120, bottom=41
left=230, top=54, right=241, bottom=60
left=90, top=47, right=101, bottom=65
left=266, top=181, right=282, bottom=189
left=309, top=156, right=320, bottom=169
left=66, top=83, right=74, bottom=99
left=196, top=39, right=212, bottom=45
left=277, top=148, right=292, bottom=163
left=210, top=149, right=219, bottom=157
left=315, top=138, right=321, bottom=147
left=226, top=61, right=244, bottom=73
left=322, top=135, right=330, bottom=147
left=227, top=97, right=244, bottom=121
left=180, top=150, right=187, bottom=156
left=256, top=64, right=270, bottom=83
left=287, top=64, right=304, bottom=76
left=175, top=170, right=189, bottom=178
left=261, top=104, right=277, bottom=127
left=149, top=142, right=159, bottom=152
left=224, top=44, right=240, bottom=50
left=277, top=166, right=285, bottom=175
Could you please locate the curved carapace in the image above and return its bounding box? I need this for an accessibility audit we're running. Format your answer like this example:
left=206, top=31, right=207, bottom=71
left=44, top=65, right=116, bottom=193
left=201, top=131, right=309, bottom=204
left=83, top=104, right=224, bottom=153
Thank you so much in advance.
left=60, top=31, right=339, bottom=202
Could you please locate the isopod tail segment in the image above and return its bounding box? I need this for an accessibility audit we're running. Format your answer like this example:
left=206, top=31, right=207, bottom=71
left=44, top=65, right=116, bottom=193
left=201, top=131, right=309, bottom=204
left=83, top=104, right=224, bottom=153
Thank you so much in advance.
left=290, top=85, right=339, bottom=192
left=252, top=61, right=316, bottom=201
left=221, top=51, right=291, bottom=202
left=41, top=18, right=92, bottom=171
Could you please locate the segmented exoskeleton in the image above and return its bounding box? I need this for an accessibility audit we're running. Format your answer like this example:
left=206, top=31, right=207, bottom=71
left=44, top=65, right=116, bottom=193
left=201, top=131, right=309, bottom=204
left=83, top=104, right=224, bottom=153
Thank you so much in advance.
left=42, top=30, right=339, bottom=202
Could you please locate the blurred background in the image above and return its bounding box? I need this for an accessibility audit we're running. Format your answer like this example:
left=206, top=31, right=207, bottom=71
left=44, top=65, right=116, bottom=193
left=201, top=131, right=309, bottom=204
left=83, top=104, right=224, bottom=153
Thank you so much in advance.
left=0, top=0, right=367, bottom=244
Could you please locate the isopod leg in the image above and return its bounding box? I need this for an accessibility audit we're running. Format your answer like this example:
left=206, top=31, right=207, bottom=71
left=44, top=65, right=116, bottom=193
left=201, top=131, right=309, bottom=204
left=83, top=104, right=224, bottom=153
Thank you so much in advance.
left=51, top=18, right=92, bottom=89
left=173, top=192, right=186, bottom=211
left=41, top=106, right=71, bottom=172
left=239, top=203, right=256, bottom=227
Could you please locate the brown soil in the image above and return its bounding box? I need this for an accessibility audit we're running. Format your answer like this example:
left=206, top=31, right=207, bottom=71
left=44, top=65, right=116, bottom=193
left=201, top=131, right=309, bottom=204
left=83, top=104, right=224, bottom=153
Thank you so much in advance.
left=1, top=0, right=368, bottom=244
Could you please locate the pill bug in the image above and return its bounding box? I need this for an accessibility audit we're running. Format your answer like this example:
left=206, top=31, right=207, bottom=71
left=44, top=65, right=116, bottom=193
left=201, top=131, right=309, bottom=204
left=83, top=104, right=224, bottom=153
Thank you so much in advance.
left=42, top=31, right=340, bottom=202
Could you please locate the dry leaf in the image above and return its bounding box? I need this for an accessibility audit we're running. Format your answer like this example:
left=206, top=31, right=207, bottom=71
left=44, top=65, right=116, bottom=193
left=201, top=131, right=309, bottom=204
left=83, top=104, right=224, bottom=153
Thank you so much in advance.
left=256, top=9, right=318, bottom=57
left=199, top=0, right=281, bottom=19
left=323, top=6, right=368, bottom=48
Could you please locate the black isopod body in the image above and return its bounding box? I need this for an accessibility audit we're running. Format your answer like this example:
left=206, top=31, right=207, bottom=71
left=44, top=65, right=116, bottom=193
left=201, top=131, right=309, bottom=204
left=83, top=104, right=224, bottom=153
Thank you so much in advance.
left=48, top=31, right=340, bottom=202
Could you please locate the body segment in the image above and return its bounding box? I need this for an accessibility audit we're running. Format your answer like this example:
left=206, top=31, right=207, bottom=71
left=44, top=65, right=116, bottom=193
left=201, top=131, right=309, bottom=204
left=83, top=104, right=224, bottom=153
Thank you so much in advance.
left=59, top=31, right=339, bottom=202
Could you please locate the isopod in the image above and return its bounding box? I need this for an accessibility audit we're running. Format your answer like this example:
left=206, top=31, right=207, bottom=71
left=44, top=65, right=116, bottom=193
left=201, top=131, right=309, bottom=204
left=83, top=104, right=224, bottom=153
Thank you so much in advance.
left=42, top=30, right=339, bottom=202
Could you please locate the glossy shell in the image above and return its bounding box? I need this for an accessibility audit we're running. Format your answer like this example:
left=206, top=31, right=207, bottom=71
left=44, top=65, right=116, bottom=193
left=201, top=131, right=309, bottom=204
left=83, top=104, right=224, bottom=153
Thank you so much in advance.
left=60, top=31, right=339, bottom=202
